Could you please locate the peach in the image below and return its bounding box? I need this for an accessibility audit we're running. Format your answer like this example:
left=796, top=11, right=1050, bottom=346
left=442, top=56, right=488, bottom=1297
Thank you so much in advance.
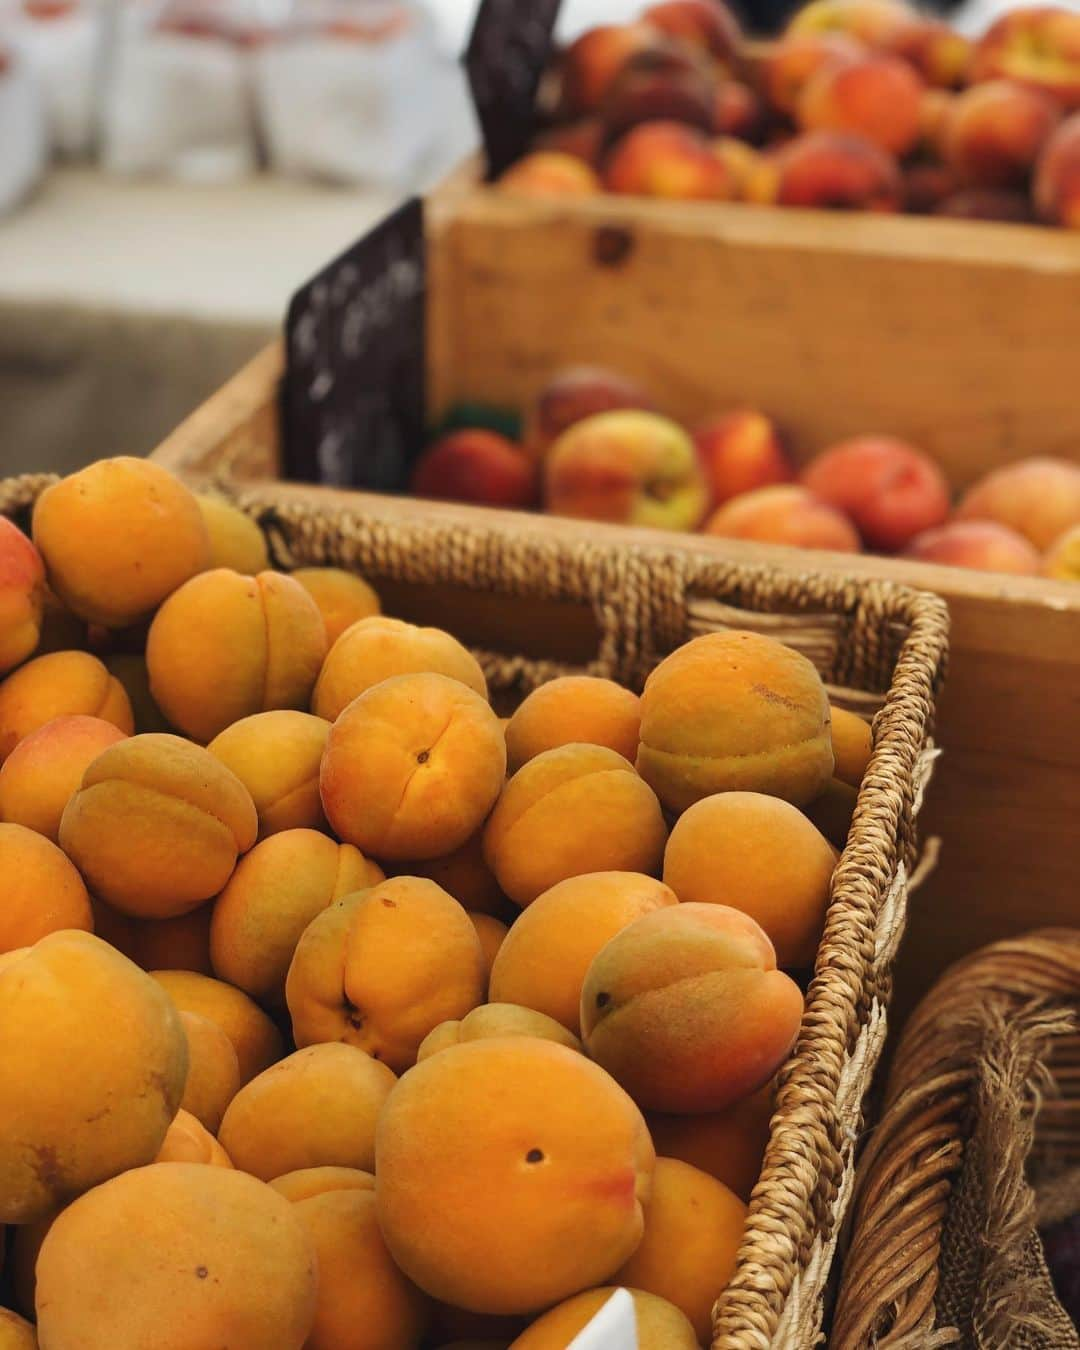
left=545, top=410, right=709, bottom=530
left=602, top=120, right=733, bottom=198
left=34, top=1163, right=318, bottom=1349
left=647, top=1081, right=774, bottom=1201
left=484, top=746, right=667, bottom=909
left=829, top=706, right=873, bottom=787
left=31, top=457, right=210, bottom=628
left=0, top=822, right=91, bottom=953
left=663, top=791, right=836, bottom=968
left=286, top=877, right=486, bottom=1071
left=97, top=903, right=214, bottom=975
left=801, top=436, right=950, bottom=552
left=614, top=1156, right=746, bottom=1340
left=797, top=52, right=924, bottom=156
left=0, top=930, right=187, bottom=1223
left=1044, top=523, right=1080, bottom=579
left=642, top=0, right=741, bottom=64
left=208, top=710, right=330, bottom=839
left=0, top=713, right=126, bottom=841
left=505, top=676, right=641, bottom=772
left=497, top=152, right=600, bottom=198
left=804, top=776, right=858, bottom=848
left=902, top=160, right=959, bottom=212
left=411, top=430, right=539, bottom=509
left=387, top=831, right=506, bottom=916
left=59, top=732, right=257, bottom=919
left=0, top=517, right=45, bottom=676
left=694, top=410, right=795, bottom=508
left=0, top=650, right=133, bottom=762
left=885, top=18, right=971, bottom=88
left=713, top=80, right=766, bottom=140
left=636, top=630, right=835, bottom=812
left=600, top=46, right=718, bottom=143
left=1035, top=112, right=1080, bottom=227
left=904, top=520, right=1041, bottom=575
left=417, top=1004, right=583, bottom=1062
left=146, top=568, right=327, bottom=743
left=786, top=0, right=913, bottom=48
left=312, top=615, right=486, bottom=723
left=468, top=913, right=508, bottom=991
left=194, top=493, right=270, bottom=574
left=321, top=673, right=505, bottom=861
left=104, top=652, right=171, bottom=733
left=581, top=902, right=804, bottom=1112
left=375, top=1037, right=655, bottom=1313
left=219, top=1043, right=396, bottom=1180
left=534, top=118, right=605, bottom=167
left=178, top=1010, right=241, bottom=1133
left=972, top=7, right=1080, bottom=112
left=154, top=1108, right=233, bottom=1167
left=523, top=366, right=655, bottom=461
left=761, top=33, right=863, bottom=116
left=559, top=22, right=660, bottom=116
left=270, top=1167, right=430, bottom=1350
left=704, top=483, right=861, bottom=552
left=490, top=872, right=677, bottom=1034
left=290, top=566, right=381, bottom=647
left=713, top=136, right=769, bottom=198
left=211, top=828, right=383, bottom=1007
left=955, top=457, right=1080, bottom=551
left=771, top=129, right=902, bottom=209
left=510, top=1288, right=698, bottom=1349
left=935, top=187, right=1036, bottom=222
left=150, top=969, right=285, bottom=1085
left=941, top=80, right=1060, bottom=189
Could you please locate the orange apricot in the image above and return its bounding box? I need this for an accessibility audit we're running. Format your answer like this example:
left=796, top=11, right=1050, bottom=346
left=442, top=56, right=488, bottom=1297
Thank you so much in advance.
left=0, top=1308, right=37, bottom=1348
left=195, top=494, right=270, bottom=574
left=208, top=710, right=331, bottom=838
left=510, top=1287, right=698, bottom=1349
left=387, top=830, right=506, bottom=916
left=0, top=714, right=127, bottom=841
left=150, top=969, right=285, bottom=1086
left=830, top=705, right=873, bottom=787
left=177, top=1010, right=241, bottom=1133
left=417, top=1004, right=583, bottom=1062
left=154, top=1108, right=233, bottom=1167
left=647, top=1081, right=774, bottom=1202
left=291, top=567, right=382, bottom=646
left=0, top=822, right=92, bottom=953
left=0, top=516, right=45, bottom=676
left=468, top=913, right=508, bottom=992
left=504, top=677, right=641, bottom=772
left=0, top=651, right=133, bottom=762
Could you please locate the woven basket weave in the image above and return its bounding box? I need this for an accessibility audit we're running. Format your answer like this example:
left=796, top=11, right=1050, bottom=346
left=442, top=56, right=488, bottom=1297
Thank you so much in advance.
left=0, top=471, right=950, bottom=1349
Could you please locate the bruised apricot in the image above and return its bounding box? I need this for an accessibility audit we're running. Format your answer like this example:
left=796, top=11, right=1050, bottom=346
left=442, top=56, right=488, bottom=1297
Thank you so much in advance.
left=291, top=567, right=382, bottom=647
left=0, top=651, right=133, bottom=762
left=510, top=1287, right=698, bottom=1349
left=0, top=714, right=127, bottom=841
left=154, top=1109, right=233, bottom=1168
left=504, top=677, right=641, bottom=772
left=195, top=494, right=270, bottom=574
left=208, top=711, right=331, bottom=838
left=0, top=823, right=92, bottom=953
left=417, top=1004, right=583, bottom=1062
left=151, top=969, right=284, bottom=1085
left=177, top=1010, right=241, bottom=1133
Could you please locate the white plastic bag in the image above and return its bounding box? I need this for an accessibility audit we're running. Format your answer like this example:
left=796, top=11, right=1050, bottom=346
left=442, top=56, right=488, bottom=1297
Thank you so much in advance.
left=0, top=40, right=47, bottom=214
left=11, top=0, right=102, bottom=157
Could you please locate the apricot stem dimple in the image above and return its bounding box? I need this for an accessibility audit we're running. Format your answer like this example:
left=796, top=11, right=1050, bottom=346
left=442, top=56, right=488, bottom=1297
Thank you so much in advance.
left=596, top=992, right=611, bottom=1008
left=525, top=1148, right=545, bottom=1163
left=416, top=749, right=430, bottom=764
left=342, top=998, right=364, bottom=1031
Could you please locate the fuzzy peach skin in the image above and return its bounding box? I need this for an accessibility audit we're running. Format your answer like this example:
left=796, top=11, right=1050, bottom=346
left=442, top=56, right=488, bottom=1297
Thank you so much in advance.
left=468, top=913, right=509, bottom=993
left=211, top=829, right=383, bottom=1008
left=34, top=1163, right=318, bottom=1350
left=0, top=823, right=92, bottom=953
left=647, top=1080, right=774, bottom=1202
left=762, top=32, right=862, bottom=116
left=971, top=6, right=1080, bottom=111
left=411, top=431, right=539, bottom=510
left=903, top=520, right=1041, bottom=575
left=151, top=969, right=285, bottom=1086
left=662, top=791, right=836, bottom=968
left=829, top=705, right=873, bottom=787
left=505, top=676, right=641, bottom=773
left=290, top=567, right=381, bottom=647
left=771, top=130, right=903, bottom=210
left=375, top=1037, right=655, bottom=1313
left=94, top=902, right=214, bottom=976
left=602, top=120, right=733, bottom=199
left=523, top=367, right=655, bottom=461
left=0, top=931, right=188, bottom=1224
left=387, top=831, right=506, bottom=917
left=271, top=1167, right=431, bottom=1350
left=0, top=651, right=133, bottom=762
left=1035, top=112, right=1080, bottom=227
left=312, top=615, right=487, bottom=724
left=1044, top=523, right=1080, bottom=579
left=31, top=458, right=210, bottom=628
left=942, top=80, right=1061, bottom=189
left=146, top=569, right=327, bottom=744
left=785, top=0, right=913, bottom=47
left=798, top=52, right=925, bottom=157
left=0, top=714, right=126, bottom=840
left=636, top=630, right=835, bottom=813
left=693, top=410, right=795, bottom=509
left=489, top=872, right=678, bottom=1035
left=321, top=673, right=505, bottom=862
left=418, top=1004, right=584, bottom=1063
left=219, top=1043, right=396, bottom=1181
left=0, top=1307, right=37, bottom=1348
left=955, top=457, right=1080, bottom=551
left=559, top=22, right=660, bottom=116
left=498, top=152, right=601, bottom=198
left=154, top=1109, right=233, bottom=1168
left=483, top=746, right=668, bottom=910
left=208, top=710, right=331, bottom=838
left=194, top=494, right=270, bottom=574
left=510, top=1287, right=698, bottom=1349
left=59, top=732, right=257, bottom=919
left=177, top=1010, right=241, bottom=1134
left=0, top=517, right=45, bottom=676
left=581, top=902, right=805, bottom=1113
left=703, top=483, right=862, bottom=552
left=286, top=877, right=486, bottom=1072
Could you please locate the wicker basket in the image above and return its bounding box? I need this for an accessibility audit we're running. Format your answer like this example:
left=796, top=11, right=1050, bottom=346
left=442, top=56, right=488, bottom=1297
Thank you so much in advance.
left=832, top=929, right=1080, bottom=1350
left=0, top=472, right=950, bottom=1349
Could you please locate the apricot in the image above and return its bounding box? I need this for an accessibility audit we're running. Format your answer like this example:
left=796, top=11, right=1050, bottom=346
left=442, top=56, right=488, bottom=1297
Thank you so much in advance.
left=510, top=1287, right=698, bottom=1349
left=151, top=969, right=285, bottom=1085
left=505, top=677, right=641, bottom=772
left=388, top=830, right=506, bottom=916
left=0, top=1309, right=36, bottom=1349
left=603, top=120, right=733, bottom=199
left=498, top=151, right=601, bottom=197
left=636, top=630, right=834, bottom=813
left=771, top=130, right=902, bottom=210
left=714, top=80, right=766, bottom=140
left=886, top=18, right=971, bottom=88
left=0, top=517, right=45, bottom=676
left=647, top=1081, right=774, bottom=1202
left=147, top=568, right=327, bottom=743
left=59, top=732, right=257, bottom=918
left=972, top=7, right=1080, bottom=111
left=524, top=367, right=655, bottom=461
left=560, top=22, right=659, bottom=116
left=31, top=458, right=210, bottom=628
left=207, top=710, right=329, bottom=838
left=942, top=80, right=1060, bottom=189
left=483, top=746, right=667, bottom=909
left=663, top=792, right=836, bottom=968
left=178, top=1010, right=241, bottom=1133
left=0, top=822, right=92, bottom=952
left=375, top=1038, right=655, bottom=1313
left=411, top=430, right=539, bottom=509
left=270, top=1167, right=430, bottom=1350
left=713, top=136, right=770, bottom=199
left=1035, top=112, right=1080, bottom=227
left=798, top=51, right=924, bottom=156
left=104, top=652, right=171, bottom=733
left=312, top=615, right=486, bottom=723
left=34, top=1163, right=318, bottom=1349
left=418, top=1004, right=583, bottom=1062
left=291, top=567, right=382, bottom=647
left=0, top=651, right=133, bottom=762
left=469, top=913, right=508, bottom=991
left=0, top=714, right=126, bottom=841
left=614, top=1156, right=747, bottom=1341
left=804, top=776, right=858, bottom=848
left=211, top=829, right=383, bottom=1007
left=154, top=1108, right=233, bottom=1167
left=704, top=483, right=861, bottom=552
left=0, top=930, right=187, bottom=1223
left=762, top=32, right=862, bottom=116
left=195, top=494, right=270, bottom=574
left=489, top=872, right=678, bottom=1034
left=829, top=706, right=873, bottom=787
left=286, top=877, right=486, bottom=1071
left=1045, top=523, right=1080, bottom=580
left=321, top=673, right=505, bottom=861
left=581, top=903, right=804, bottom=1112
left=956, top=457, right=1080, bottom=551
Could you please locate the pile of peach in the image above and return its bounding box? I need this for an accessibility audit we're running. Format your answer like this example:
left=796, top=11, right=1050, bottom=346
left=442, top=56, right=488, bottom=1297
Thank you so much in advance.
left=410, top=365, right=1080, bottom=579
left=495, top=0, right=1080, bottom=229
left=0, top=457, right=873, bottom=1349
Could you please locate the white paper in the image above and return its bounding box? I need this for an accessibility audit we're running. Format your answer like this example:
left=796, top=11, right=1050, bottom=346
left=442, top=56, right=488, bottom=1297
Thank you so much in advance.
left=568, top=1288, right=639, bottom=1350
